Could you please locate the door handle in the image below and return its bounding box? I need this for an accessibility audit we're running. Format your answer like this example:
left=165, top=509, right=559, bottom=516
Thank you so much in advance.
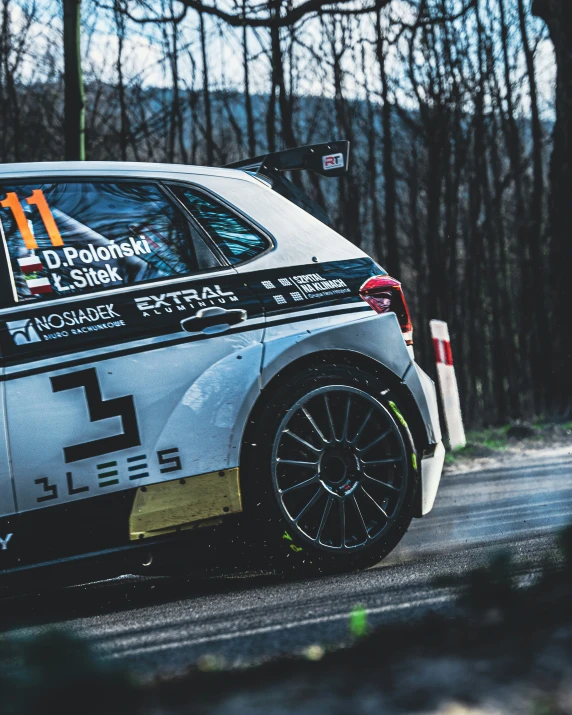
left=180, top=307, right=247, bottom=334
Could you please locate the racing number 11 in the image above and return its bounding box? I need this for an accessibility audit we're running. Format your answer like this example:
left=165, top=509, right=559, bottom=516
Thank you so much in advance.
left=0, top=189, right=63, bottom=249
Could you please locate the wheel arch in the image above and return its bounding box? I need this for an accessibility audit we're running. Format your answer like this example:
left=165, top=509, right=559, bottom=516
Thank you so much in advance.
left=240, top=349, right=429, bottom=516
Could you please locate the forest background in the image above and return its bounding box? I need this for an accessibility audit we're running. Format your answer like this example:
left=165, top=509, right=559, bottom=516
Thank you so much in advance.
left=2, top=0, right=570, bottom=427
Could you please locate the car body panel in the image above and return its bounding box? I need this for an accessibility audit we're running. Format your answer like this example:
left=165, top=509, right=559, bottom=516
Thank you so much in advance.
left=0, top=384, right=15, bottom=517
left=3, top=333, right=263, bottom=516
left=0, top=265, right=265, bottom=517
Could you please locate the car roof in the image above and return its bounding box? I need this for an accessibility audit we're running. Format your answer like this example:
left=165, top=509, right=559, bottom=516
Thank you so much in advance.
left=0, top=161, right=258, bottom=183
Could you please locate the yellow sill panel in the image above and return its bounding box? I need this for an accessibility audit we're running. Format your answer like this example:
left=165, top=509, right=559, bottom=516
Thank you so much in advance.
left=129, top=468, right=242, bottom=541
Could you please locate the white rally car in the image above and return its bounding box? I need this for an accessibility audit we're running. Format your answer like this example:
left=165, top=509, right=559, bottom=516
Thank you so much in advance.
left=0, top=141, right=444, bottom=582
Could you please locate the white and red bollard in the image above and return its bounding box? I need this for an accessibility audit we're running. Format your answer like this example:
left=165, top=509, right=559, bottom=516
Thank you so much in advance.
left=430, top=319, right=466, bottom=451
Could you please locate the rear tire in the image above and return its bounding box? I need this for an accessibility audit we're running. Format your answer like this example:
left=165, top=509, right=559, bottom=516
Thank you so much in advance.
left=242, top=363, right=419, bottom=576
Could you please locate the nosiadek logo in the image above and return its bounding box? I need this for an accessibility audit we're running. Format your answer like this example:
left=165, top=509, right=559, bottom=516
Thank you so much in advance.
left=322, top=153, right=344, bottom=171
left=6, top=319, right=42, bottom=344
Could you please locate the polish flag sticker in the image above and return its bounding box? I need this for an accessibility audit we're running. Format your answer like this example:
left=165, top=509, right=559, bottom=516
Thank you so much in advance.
left=26, top=276, right=52, bottom=295
left=18, top=255, right=43, bottom=273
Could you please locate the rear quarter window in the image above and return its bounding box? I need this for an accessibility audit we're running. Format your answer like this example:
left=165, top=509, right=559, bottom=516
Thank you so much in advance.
left=169, top=184, right=271, bottom=265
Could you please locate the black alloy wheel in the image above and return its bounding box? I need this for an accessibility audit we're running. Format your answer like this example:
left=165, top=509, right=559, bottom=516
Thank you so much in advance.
left=244, top=363, right=419, bottom=575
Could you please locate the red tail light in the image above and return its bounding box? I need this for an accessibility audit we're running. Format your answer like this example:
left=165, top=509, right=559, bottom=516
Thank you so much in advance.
left=359, top=276, right=413, bottom=345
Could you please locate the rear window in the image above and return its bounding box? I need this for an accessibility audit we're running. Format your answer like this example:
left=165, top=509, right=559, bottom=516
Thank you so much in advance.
left=169, top=184, right=271, bottom=265
left=0, top=181, right=220, bottom=304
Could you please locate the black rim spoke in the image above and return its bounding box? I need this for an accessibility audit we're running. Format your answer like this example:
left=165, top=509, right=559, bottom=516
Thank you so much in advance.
left=324, top=394, right=337, bottom=443
left=279, top=475, right=319, bottom=495
left=277, top=458, right=319, bottom=468
left=294, top=488, right=323, bottom=524
left=360, top=457, right=401, bottom=466
left=272, top=385, right=408, bottom=552
left=361, top=486, right=389, bottom=519
left=352, top=494, right=370, bottom=541
left=341, top=395, right=352, bottom=442
left=301, top=407, right=328, bottom=444
left=363, top=475, right=400, bottom=491
left=283, top=429, right=321, bottom=453
left=316, top=495, right=334, bottom=543
left=357, top=428, right=392, bottom=455
left=339, top=498, right=346, bottom=549
left=351, top=406, right=374, bottom=446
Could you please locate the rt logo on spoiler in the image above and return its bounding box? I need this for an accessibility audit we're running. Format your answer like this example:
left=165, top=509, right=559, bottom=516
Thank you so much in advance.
left=322, top=153, right=344, bottom=170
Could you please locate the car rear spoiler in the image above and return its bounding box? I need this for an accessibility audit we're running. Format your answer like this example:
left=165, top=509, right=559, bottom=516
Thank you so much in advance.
left=224, top=141, right=350, bottom=226
left=225, top=140, right=350, bottom=178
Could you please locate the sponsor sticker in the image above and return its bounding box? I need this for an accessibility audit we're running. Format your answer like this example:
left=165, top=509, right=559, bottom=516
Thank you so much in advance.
left=322, top=153, right=344, bottom=171
left=6, top=304, right=127, bottom=345
left=134, top=285, right=238, bottom=316
left=257, top=271, right=351, bottom=306
left=6, top=319, right=42, bottom=344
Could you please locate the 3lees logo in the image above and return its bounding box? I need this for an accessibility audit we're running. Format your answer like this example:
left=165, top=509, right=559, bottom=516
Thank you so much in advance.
left=0, top=533, right=13, bottom=551
left=31, top=368, right=184, bottom=503
left=50, top=368, right=140, bottom=464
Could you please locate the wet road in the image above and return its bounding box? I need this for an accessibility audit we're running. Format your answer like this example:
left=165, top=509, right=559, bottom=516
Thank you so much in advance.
left=2, top=447, right=571, bottom=673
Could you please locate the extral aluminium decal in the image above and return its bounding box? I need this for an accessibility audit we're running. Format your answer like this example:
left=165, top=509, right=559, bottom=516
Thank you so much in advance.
left=134, top=284, right=238, bottom=316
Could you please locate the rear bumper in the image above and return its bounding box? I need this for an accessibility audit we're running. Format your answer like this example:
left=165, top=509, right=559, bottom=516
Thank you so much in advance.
left=402, top=361, right=444, bottom=515
left=420, top=441, right=445, bottom=514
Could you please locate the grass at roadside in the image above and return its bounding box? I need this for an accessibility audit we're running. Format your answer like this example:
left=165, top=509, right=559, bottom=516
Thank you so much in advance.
left=444, top=419, right=572, bottom=466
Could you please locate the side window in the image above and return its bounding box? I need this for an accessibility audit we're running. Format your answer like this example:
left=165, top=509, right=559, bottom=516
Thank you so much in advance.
left=0, top=181, right=220, bottom=303
left=169, top=184, right=271, bottom=265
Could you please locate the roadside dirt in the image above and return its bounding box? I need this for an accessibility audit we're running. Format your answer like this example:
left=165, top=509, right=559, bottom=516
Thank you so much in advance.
left=443, top=423, right=572, bottom=474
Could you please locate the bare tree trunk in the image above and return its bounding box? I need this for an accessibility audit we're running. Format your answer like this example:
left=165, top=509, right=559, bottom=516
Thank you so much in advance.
left=517, top=0, right=547, bottom=414
left=114, top=0, right=128, bottom=161
left=242, top=2, right=256, bottom=156
left=199, top=10, right=214, bottom=164
left=265, top=3, right=278, bottom=152
left=532, top=0, right=572, bottom=413
left=375, top=18, right=399, bottom=277
left=63, top=0, right=85, bottom=160
left=1, top=0, right=19, bottom=162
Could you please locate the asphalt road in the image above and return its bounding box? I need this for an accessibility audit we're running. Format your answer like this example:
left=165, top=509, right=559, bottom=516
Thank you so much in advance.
left=2, top=446, right=571, bottom=673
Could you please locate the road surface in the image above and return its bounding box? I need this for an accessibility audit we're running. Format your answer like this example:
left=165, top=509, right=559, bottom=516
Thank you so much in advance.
left=1, top=446, right=571, bottom=673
